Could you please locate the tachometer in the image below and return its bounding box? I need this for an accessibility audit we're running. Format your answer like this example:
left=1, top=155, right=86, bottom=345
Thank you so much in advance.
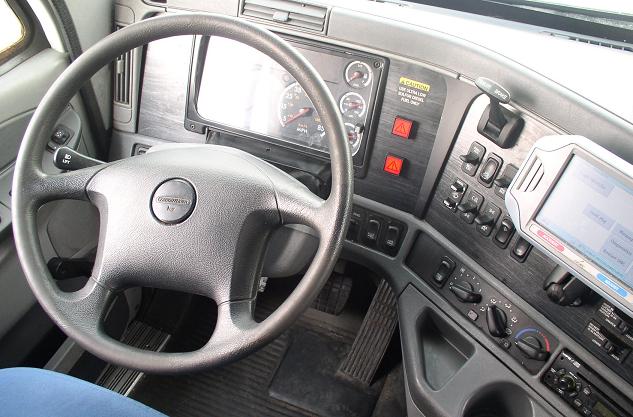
left=340, top=92, right=366, bottom=119
left=278, top=82, right=326, bottom=148
left=345, top=61, right=372, bottom=89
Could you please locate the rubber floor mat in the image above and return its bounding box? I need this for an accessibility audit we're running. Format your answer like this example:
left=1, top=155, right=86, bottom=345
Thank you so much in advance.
left=131, top=294, right=373, bottom=417
left=269, top=329, right=381, bottom=417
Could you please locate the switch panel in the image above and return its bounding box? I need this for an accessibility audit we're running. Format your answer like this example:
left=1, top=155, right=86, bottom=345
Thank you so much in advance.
left=406, top=233, right=558, bottom=375
left=478, top=153, right=503, bottom=188
left=460, top=141, right=486, bottom=176
left=346, top=205, right=406, bottom=256
left=494, top=218, right=515, bottom=248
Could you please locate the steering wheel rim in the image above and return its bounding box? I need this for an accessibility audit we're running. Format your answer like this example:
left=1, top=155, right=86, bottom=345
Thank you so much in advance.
left=11, top=13, right=353, bottom=373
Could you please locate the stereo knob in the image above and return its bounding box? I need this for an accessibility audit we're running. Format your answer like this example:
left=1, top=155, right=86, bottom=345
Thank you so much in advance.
left=486, top=305, right=508, bottom=337
left=450, top=281, right=482, bottom=304
left=557, top=374, right=577, bottom=392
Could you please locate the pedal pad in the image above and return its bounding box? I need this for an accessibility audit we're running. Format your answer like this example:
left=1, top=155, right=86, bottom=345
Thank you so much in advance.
left=337, top=279, right=397, bottom=385
left=97, top=321, right=170, bottom=395
left=312, top=273, right=353, bottom=315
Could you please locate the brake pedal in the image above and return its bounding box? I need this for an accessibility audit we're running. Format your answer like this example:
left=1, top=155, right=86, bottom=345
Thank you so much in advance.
left=312, top=273, right=353, bottom=315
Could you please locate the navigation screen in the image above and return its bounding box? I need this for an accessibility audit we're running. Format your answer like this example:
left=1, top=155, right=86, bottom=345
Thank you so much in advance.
left=537, top=156, right=633, bottom=290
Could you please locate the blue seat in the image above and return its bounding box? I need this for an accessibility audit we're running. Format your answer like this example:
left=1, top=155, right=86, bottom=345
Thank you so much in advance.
left=0, top=367, right=165, bottom=417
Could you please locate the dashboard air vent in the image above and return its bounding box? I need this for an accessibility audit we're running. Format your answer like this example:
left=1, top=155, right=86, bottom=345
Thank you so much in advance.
left=113, top=25, right=132, bottom=106
left=544, top=31, right=633, bottom=53
left=241, top=0, right=328, bottom=33
left=518, top=157, right=544, bottom=192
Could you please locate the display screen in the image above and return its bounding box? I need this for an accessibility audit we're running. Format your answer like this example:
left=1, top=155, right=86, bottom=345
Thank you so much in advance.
left=537, top=156, right=633, bottom=291
left=195, top=37, right=376, bottom=156
left=593, top=401, right=618, bottom=417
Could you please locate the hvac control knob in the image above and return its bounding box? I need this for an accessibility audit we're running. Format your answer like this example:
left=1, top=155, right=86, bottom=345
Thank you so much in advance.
left=516, top=334, right=549, bottom=361
left=486, top=305, right=508, bottom=337
left=450, top=281, right=482, bottom=304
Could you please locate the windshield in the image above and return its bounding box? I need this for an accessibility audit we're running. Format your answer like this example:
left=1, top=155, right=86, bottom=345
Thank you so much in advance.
left=525, top=0, right=633, bottom=15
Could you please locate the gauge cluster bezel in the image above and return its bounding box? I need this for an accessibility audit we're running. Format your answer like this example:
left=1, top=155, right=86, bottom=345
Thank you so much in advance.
left=185, top=34, right=388, bottom=170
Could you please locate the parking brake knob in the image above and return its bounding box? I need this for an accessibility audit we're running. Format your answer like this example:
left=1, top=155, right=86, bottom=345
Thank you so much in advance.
left=475, top=77, right=523, bottom=148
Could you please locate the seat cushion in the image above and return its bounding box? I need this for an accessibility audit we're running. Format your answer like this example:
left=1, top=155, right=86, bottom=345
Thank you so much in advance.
left=0, top=367, right=166, bottom=417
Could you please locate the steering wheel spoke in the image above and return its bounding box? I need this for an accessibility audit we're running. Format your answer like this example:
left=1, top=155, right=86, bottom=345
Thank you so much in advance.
left=52, top=278, right=116, bottom=338
left=207, top=300, right=258, bottom=347
left=276, top=181, right=327, bottom=229
left=23, top=165, right=107, bottom=207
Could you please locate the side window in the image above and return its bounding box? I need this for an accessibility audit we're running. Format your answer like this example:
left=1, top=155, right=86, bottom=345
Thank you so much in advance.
left=0, top=0, right=27, bottom=63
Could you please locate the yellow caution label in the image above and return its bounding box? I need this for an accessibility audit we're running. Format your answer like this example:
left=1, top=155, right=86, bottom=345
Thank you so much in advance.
left=399, top=77, right=430, bottom=92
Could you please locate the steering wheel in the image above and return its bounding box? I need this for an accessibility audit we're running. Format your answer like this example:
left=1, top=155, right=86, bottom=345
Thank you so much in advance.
left=11, top=13, right=353, bottom=373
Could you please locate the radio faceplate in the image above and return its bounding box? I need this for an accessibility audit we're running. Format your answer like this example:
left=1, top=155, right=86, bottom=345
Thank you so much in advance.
left=507, top=135, right=633, bottom=321
left=543, top=350, right=633, bottom=417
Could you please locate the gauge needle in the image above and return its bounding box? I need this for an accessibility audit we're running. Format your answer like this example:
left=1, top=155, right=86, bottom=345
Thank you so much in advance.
left=347, top=101, right=363, bottom=109
left=283, top=107, right=312, bottom=126
left=349, top=71, right=364, bottom=81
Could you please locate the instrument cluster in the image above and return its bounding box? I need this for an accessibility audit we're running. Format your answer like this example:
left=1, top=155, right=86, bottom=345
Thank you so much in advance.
left=186, top=36, right=385, bottom=165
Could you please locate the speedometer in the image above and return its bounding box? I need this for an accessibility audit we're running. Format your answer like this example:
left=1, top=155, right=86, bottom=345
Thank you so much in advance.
left=278, top=82, right=326, bottom=148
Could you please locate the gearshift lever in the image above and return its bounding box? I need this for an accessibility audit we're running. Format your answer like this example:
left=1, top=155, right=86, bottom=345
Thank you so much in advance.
left=475, top=77, right=524, bottom=148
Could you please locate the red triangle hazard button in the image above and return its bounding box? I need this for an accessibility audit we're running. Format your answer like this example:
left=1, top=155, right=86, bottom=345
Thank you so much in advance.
left=391, top=117, right=413, bottom=139
left=383, top=155, right=404, bottom=176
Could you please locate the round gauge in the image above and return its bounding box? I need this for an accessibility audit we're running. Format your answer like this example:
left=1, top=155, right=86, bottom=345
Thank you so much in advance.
left=344, top=123, right=364, bottom=155
left=345, top=61, right=372, bottom=89
left=339, top=92, right=366, bottom=119
left=278, top=82, right=325, bottom=146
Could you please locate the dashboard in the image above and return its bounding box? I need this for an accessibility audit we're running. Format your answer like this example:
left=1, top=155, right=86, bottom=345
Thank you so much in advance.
left=109, top=1, right=633, bottom=417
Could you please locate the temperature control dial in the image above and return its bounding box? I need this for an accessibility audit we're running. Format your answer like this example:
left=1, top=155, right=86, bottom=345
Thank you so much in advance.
left=515, top=328, right=551, bottom=361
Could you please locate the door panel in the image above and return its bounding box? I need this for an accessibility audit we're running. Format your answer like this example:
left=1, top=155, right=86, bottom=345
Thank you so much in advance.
left=0, top=2, right=103, bottom=366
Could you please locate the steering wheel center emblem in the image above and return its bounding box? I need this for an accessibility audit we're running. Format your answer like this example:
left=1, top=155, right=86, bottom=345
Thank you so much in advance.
left=151, top=179, right=196, bottom=224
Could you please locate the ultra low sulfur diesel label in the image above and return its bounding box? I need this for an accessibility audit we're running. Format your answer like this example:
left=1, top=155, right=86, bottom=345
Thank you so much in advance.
left=397, top=77, right=431, bottom=107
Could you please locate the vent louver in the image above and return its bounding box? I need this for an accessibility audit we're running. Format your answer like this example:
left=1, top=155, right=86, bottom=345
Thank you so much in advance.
left=518, top=157, right=544, bottom=192
left=241, top=0, right=328, bottom=32
left=114, top=25, right=132, bottom=106
left=544, top=31, right=633, bottom=53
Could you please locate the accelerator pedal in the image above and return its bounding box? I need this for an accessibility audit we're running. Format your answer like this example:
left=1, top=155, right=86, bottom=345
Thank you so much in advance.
left=96, top=321, right=170, bottom=395
left=312, top=273, right=353, bottom=315
left=338, top=279, right=398, bottom=385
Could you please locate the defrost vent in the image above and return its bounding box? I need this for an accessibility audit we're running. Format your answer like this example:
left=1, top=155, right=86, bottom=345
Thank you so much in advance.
left=241, top=0, right=328, bottom=33
left=544, top=31, right=633, bottom=53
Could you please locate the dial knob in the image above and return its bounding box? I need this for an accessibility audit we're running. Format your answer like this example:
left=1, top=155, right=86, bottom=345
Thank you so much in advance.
left=557, top=374, right=577, bottom=392
left=486, top=305, right=508, bottom=337
left=516, top=335, right=549, bottom=361
left=450, top=281, right=482, bottom=303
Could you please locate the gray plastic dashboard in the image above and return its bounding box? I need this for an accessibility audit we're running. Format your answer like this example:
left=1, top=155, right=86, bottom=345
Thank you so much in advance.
left=109, top=1, right=633, bottom=416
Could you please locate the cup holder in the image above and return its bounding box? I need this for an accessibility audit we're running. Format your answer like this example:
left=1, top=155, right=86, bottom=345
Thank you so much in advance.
left=462, top=382, right=534, bottom=417
left=417, top=309, right=475, bottom=390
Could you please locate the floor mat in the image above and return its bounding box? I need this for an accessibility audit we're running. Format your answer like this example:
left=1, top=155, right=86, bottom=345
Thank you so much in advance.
left=130, top=292, right=377, bottom=417
left=269, top=329, right=380, bottom=417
